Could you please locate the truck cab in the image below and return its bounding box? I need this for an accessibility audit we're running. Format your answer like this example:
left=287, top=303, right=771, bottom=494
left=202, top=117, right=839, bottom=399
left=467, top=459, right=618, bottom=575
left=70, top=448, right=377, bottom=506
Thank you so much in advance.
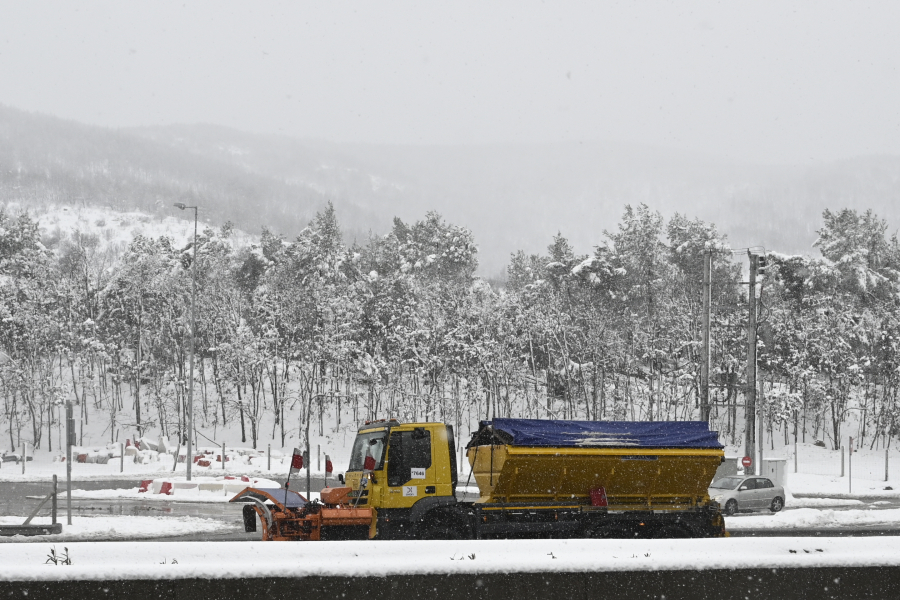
left=344, top=420, right=460, bottom=539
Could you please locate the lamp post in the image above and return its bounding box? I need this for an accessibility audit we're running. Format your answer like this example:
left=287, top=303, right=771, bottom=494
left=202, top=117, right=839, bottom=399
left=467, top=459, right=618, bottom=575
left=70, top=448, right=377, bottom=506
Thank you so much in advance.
left=0, top=351, right=18, bottom=467
left=174, top=203, right=198, bottom=481
left=839, top=407, right=867, bottom=494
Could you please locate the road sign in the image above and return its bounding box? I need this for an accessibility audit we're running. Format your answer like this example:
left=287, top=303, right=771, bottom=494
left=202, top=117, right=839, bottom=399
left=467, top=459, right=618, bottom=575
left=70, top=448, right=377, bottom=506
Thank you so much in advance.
left=741, top=456, right=752, bottom=468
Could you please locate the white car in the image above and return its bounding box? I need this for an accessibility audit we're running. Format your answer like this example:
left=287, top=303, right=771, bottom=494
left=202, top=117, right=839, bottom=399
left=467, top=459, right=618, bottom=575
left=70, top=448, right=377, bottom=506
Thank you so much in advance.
left=708, top=476, right=785, bottom=515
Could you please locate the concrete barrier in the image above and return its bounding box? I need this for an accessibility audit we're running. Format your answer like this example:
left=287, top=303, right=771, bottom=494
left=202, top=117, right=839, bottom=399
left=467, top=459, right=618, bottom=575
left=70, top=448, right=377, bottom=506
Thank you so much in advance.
left=0, top=523, right=62, bottom=537
left=142, top=476, right=276, bottom=497
left=173, top=482, right=199, bottom=491
left=1, top=566, right=898, bottom=599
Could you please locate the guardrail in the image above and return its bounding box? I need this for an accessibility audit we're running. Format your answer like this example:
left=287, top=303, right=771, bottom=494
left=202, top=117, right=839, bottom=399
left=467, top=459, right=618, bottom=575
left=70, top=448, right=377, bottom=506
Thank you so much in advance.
left=1, top=567, right=899, bottom=600
left=0, top=475, right=62, bottom=537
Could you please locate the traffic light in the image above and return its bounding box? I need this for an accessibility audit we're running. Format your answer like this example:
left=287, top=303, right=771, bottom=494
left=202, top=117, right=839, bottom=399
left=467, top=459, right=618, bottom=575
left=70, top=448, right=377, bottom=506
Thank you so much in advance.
left=756, top=254, right=767, bottom=277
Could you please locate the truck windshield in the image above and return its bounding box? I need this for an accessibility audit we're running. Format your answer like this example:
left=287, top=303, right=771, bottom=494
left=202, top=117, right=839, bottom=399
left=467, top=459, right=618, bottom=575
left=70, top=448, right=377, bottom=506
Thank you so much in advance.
left=347, top=430, right=387, bottom=471
left=709, top=476, right=743, bottom=490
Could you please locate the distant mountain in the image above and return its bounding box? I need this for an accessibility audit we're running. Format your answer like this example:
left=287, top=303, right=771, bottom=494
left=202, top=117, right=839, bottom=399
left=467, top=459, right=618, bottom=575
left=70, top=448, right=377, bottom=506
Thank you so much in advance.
left=126, top=123, right=900, bottom=276
left=0, top=106, right=370, bottom=246
left=3, top=105, right=899, bottom=277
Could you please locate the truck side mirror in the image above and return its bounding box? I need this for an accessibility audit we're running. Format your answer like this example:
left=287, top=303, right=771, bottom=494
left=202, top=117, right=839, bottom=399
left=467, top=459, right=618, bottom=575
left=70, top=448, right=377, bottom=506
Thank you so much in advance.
left=338, top=473, right=344, bottom=484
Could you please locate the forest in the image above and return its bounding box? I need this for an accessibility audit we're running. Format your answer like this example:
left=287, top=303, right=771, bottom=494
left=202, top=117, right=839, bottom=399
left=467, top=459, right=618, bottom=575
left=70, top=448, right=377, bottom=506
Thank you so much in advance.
left=1, top=202, right=898, bottom=456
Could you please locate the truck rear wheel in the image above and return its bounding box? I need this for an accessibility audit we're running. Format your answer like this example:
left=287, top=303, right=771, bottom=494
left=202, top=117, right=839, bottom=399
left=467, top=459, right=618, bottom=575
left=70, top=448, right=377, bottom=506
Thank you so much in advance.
left=589, top=523, right=637, bottom=539
left=653, top=525, right=691, bottom=539
left=419, top=524, right=464, bottom=540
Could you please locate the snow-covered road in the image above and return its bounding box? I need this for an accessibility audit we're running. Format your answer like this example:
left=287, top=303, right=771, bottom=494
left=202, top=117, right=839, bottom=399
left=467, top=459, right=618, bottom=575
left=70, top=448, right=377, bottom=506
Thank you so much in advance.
left=3, top=500, right=900, bottom=544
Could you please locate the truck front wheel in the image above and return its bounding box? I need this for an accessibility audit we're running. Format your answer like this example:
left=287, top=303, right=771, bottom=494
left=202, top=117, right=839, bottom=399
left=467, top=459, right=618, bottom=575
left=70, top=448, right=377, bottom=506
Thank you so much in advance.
left=242, top=504, right=257, bottom=533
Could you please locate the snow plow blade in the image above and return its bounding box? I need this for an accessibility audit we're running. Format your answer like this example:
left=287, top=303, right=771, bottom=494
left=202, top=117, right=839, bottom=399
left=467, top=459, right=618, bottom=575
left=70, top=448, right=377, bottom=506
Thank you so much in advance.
left=230, top=487, right=308, bottom=511
left=230, top=486, right=372, bottom=541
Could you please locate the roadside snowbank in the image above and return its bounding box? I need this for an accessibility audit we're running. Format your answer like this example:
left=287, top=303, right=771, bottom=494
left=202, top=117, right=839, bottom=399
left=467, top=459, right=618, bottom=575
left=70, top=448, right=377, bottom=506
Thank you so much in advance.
left=0, top=515, right=234, bottom=542
left=2, top=537, right=900, bottom=581
left=726, top=507, right=900, bottom=529
left=785, top=495, right=862, bottom=508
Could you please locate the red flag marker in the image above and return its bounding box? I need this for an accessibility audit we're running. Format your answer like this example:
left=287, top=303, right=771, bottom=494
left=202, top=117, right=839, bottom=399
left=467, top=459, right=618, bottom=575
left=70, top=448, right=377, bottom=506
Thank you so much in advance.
left=363, top=452, right=375, bottom=473
left=325, top=454, right=333, bottom=474
left=290, top=447, right=303, bottom=471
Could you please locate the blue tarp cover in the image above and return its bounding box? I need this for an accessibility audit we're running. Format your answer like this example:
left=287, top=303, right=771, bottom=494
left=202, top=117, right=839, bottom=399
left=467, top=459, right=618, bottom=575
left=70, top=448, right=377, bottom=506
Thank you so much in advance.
left=488, top=418, right=723, bottom=449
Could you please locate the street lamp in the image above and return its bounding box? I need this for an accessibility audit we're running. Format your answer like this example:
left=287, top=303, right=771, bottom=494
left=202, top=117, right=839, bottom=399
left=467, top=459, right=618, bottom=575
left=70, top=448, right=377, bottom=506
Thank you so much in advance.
left=839, top=407, right=868, bottom=449
left=174, top=203, right=198, bottom=481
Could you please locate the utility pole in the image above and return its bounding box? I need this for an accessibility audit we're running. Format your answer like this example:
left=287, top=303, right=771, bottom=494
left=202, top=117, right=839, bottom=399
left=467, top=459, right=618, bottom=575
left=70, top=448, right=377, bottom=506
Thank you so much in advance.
left=174, top=203, right=198, bottom=481
left=745, top=253, right=758, bottom=475
left=66, top=402, right=74, bottom=526
left=700, top=249, right=711, bottom=422
left=306, top=437, right=312, bottom=501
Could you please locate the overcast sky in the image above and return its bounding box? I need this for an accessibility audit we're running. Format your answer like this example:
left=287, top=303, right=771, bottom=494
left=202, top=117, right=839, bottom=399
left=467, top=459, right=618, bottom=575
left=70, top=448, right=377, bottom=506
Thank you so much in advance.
left=2, top=1, right=898, bottom=164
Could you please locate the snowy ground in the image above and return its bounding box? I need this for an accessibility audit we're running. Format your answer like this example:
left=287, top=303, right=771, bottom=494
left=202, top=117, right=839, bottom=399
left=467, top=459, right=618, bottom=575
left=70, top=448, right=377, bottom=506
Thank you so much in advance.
left=31, top=204, right=254, bottom=256
left=786, top=472, right=899, bottom=498
left=0, top=444, right=333, bottom=484
left=2, top=537, right=900, bottom=581
left=0, top=515, right=234, bottom=542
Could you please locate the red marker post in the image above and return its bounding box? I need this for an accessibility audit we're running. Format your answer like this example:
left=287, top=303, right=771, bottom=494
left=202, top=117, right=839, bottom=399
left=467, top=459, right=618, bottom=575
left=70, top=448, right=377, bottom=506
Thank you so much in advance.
left=286, top=447, right=303, bottom=491
left=325, top=454, right=333, bottom=486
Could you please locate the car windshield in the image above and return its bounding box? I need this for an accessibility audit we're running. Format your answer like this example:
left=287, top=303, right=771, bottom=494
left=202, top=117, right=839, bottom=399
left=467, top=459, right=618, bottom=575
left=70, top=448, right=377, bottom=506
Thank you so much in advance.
left=347, top=430, right=387, bottom=471
left=709, top=476, right=744, bottom=490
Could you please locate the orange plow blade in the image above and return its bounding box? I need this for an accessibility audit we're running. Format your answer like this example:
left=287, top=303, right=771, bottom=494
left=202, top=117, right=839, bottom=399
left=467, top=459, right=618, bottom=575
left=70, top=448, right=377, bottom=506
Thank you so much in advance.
left=230, top=487, right=372, bottom=541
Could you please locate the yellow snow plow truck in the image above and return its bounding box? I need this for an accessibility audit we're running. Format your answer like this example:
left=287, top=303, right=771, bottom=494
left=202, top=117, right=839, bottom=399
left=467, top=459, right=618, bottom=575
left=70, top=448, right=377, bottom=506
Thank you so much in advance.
left=231, top=418, right=727, bottom=540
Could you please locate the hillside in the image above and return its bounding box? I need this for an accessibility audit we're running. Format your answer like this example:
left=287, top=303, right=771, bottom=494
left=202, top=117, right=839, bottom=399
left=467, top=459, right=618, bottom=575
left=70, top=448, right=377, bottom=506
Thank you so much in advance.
left=0, top=106, right=376, bottom=247
left=126, top=124, right=900, bottom=273
left=3, top=105, right=900, bottom=277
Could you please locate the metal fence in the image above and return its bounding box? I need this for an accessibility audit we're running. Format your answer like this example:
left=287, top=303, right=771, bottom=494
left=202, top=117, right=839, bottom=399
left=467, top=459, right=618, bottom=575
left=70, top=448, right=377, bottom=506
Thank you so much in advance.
left=792, top=442, right=891, bottom=481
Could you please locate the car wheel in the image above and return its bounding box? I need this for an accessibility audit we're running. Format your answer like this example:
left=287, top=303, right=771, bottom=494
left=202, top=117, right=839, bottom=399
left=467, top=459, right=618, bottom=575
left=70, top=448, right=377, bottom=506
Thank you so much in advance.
left=770, top=497, right=784, bottom=513
left=724, top=499, right=738, bottom=516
